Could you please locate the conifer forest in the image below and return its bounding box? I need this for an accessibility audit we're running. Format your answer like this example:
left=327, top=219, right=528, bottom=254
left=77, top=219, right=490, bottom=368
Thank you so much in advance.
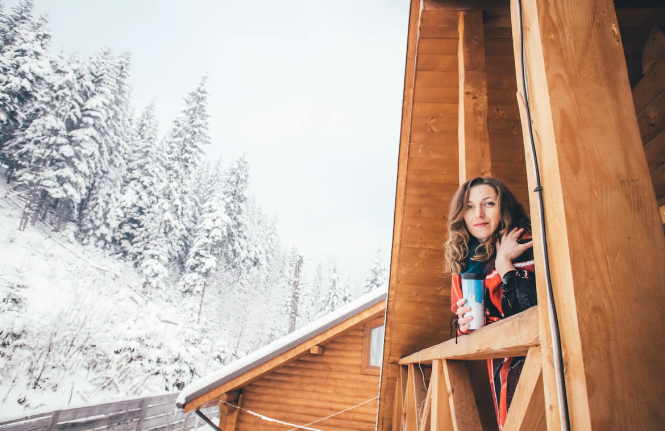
left=0, top=1, right=388, bottom=412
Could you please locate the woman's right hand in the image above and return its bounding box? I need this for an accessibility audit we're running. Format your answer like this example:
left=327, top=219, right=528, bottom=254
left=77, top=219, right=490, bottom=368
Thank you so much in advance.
left=456, top=298, right=473, bottom=333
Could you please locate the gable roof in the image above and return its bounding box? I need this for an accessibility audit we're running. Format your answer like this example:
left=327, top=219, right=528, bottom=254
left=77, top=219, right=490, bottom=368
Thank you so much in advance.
left=176, top=288, right=387, bottom=411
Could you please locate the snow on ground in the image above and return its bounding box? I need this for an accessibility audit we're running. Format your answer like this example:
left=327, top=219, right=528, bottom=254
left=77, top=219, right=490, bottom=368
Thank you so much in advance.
left=0, top=180, right=199, bottom=416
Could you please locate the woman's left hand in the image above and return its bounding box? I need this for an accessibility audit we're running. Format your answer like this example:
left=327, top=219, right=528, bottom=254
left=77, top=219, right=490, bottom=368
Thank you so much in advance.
left=495, top=227, right=533, bottom=278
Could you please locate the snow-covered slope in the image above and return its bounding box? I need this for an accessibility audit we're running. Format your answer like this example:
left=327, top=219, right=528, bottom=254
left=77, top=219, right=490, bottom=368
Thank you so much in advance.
left=0, top=180, right=210, bottom=416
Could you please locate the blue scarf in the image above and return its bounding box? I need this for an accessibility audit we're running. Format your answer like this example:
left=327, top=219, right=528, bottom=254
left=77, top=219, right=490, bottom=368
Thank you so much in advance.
left=463, top=237, right=487, bottom=274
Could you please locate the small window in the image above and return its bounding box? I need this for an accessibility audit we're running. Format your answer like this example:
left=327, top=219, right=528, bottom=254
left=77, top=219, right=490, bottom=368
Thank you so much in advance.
left=369, top=325, right=385, bottom=367
left=362, top=317, right=385, bottom=375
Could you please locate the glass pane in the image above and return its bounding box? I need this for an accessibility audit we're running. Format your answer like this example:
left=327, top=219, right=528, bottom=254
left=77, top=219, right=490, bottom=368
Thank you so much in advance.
left=369, top=325, right=385, bottom=367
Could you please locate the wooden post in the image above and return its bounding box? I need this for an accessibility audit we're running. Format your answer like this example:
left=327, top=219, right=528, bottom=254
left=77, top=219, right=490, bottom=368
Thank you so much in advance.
left=47, top=411, right=60, bottom=431
left=458, top=10, right=491, bottom=184
left=136, top=400, right=149, bottom=431
left=509, top=0, right=665, bottom=430
left=430, top=360, right=454, bottom=431
left=442, top=361, right=482, bottom=431
left=502, top=346, right=546, bottom=431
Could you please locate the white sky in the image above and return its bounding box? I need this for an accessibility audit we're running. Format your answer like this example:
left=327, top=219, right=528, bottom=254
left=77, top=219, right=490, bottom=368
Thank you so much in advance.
left=15, top=0, right=410, bottom=292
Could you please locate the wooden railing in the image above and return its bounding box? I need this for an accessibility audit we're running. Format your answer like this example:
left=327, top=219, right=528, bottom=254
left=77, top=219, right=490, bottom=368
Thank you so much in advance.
left=394, top=307, right=544, bottom=431
left=0, top=394, right=218, bottom=431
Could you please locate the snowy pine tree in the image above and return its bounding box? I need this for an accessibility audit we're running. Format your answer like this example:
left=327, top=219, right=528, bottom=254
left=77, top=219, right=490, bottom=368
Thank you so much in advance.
left=316, top=261, right=345, bottom=319
left=363, top=246, right=388, bottom=294
left=161, top=76, right=211, bottom=267
left=0, top=0, right=51, bottom=160
left=342, top=272, right=355, bottom=304
left=116, top=102, right=164, bottom=260
left=77, top=49, right=132, bottom=248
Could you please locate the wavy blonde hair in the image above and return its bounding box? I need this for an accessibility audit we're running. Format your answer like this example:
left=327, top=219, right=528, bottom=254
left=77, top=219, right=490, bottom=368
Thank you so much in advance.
left=444, top=177, right=530, bottom=274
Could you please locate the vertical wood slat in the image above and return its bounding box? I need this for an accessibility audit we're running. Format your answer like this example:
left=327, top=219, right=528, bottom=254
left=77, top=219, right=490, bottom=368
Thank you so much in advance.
left=502, top=346, right=546, bottom=431
left=510, top=0, right=665, bottom=430
left=135, top=400, right=148, bottom=431
left=430, top=360, right=454, bottom=431
left=458, top=10, right=491, bottom=184
left=442, top=361, right=482, bottom=431
left=412, top=365, right=429, bottom=431
left=46, top=412, right=60, bottom=431
left=418, top=380, right=433, bottom=431
left=404, top=365, right=418, bottom=431
left=226, top=394, right=243, bottom=431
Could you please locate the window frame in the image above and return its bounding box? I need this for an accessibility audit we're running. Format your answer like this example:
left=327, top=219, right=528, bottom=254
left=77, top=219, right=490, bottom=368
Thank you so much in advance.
left=361, top=316, right=385, bottom=375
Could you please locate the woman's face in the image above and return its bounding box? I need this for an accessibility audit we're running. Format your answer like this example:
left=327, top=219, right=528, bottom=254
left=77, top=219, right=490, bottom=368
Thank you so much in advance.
left=463, top=184, right=500, bottom=243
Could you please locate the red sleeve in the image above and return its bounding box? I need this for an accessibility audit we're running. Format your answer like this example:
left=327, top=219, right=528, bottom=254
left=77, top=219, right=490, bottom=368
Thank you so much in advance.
left=451, top=274, right=463, bottom=314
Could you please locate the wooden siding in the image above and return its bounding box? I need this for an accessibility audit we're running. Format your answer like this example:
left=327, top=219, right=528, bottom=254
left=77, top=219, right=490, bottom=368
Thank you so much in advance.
left=378, top=3, right=528, bottom=430
left=235, top=327, right=380, bottom=431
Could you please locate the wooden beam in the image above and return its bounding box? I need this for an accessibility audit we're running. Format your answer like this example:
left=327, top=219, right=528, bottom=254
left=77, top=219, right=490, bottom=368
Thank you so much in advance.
left=225, top=394, right=242, bottom=431
left=310, top=345, right=324, bottom=355
left=509, top=1, right=665, bottom=430
left=502, top=346, right=546, bottom=431
left=411, top=364, right=429, bottom=431
left=399, top=306, right=539, bottom=364
left=379, top=0, right=424, bottom=429
left=430, top=360, right=454, bottom=431
left=458, top=10, right=491, bottom=184
left=442, top=361, right=482, bottom=431
left=424, top=0, right=509, bottom=10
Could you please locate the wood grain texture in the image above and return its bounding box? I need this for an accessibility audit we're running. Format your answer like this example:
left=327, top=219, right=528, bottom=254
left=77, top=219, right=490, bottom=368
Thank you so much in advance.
left=442, top=361, right=483, bottom=431
left=458, top=10, right=492, bottom=183
left=502, top=347, right=546, bottom=431
left=400, top=307, right=539, bottom=364
left=430, top=360, right=454, bottom=431
left=379, top=0, right=424, bottom=429
left=510, top=1, right=665, bottom=430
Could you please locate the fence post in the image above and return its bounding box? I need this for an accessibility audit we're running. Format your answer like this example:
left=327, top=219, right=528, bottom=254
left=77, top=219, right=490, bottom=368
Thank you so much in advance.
left=46, top=411, right=60, bottom=431
left=135, top=399, right=149, bottom=431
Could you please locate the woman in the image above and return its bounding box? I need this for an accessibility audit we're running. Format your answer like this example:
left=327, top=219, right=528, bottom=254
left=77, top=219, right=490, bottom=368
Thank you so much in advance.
left=444, top=177, right=537, bottom=430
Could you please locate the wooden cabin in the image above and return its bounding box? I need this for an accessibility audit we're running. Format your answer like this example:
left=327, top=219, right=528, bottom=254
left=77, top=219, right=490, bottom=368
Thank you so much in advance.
left=377, top=1, right=665, bottom=431
left=175, top=289, right=387, bottom=431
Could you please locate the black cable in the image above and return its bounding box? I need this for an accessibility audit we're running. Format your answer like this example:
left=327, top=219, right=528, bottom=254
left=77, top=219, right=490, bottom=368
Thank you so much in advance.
left=195, top=410, right=223, bottom=431
left=515, top=2, right=571, bottom=430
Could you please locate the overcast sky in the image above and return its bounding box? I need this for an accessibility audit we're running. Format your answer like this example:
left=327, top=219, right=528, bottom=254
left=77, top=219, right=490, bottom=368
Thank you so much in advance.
left=14, top=0, right=410, bottom=292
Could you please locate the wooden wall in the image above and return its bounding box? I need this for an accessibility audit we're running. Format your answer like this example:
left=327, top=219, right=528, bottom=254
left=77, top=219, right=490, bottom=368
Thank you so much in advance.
left=235, top=325, right=381, bottom=431
left=378, top=2, right=529, bottom=430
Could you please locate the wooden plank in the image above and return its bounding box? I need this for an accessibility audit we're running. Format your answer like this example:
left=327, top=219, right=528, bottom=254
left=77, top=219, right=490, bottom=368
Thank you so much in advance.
left=485, top=56, right=515, bottom=72
left=412, top=103, right=458, bottom=118
left=418, top=39, right=459, bottom=55
left=144, top=394, right=179, bottom=406
left=416, top=55, right=457, bottom=73
left=430, top=360, right=454, bottom=431
left=510, top=1, right=665, bottom=430
left=487, top=73, right=517, bottom=90
left=483, top=10, right=511, bottom=28
left=487, top=105, right=520, bottom=120
left=46, top=413, right=59, bottom=431
left=412, top=116, right=458, bottom=133
left=642, top=26, right=665, bottom=74
left=484, top=27, right=513, bottom=39
left=637, top=89, right=665, bottom=143
left=136, top=400, right=149, bottom=431
left=310, top=345, right=324, bottom=355
left=423, top=0, right=510, bottom=10
left=416, top=72, right=459, bottom=89
left=441, top=361, right=482, bottom=431
left=414, top=87, right=459, bottom=103
left=399, top=307, right=539, bottom=364
left=644, top=129, right=665, bottom=173
left=64, top=404, right=151, bottom=425
left=418, top=379, right=433, bottom=431
left=633, top=55, right=665, bottom=115
left=226, top=394, right=242, bottom=431
left=56, top=411, right=141, bottom=431
left=502, top=346, right=546, bottom=431
left=1, top=418, right=52, bottom=431
left=420, top=26, right=461, bottom=39
left=458, top=10, right=491, bottom=183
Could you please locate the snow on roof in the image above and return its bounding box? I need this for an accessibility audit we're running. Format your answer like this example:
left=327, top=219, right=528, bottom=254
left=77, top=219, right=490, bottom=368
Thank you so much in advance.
left=176, top=287, right=387, bottom=409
